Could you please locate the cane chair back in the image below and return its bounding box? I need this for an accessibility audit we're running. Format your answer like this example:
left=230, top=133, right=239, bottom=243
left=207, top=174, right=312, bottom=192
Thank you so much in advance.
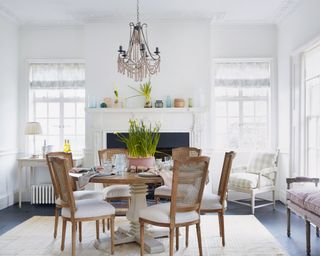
left=218, top=152, right=236, bottom=204
left=48, top=157, right=76, bottom=212
left=46, top=152, right=75, bottom=194
left=170, top=157, right=209, bottom=219
left=98, top=148, right=128, bottom=165
left=172, top=147, right=202, bottom=161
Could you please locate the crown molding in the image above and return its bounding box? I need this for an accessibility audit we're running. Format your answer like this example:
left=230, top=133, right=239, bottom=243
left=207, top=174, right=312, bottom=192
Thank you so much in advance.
left=271, top=0, right=301, bottom=24
left=0, top=3, right=21, bottom=25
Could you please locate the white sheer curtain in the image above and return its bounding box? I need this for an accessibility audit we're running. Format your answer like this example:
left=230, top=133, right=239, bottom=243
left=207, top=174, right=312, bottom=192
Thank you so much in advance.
left=214, top=61, right=270, bottom=87
left=29, top=63, right=85, bottom=89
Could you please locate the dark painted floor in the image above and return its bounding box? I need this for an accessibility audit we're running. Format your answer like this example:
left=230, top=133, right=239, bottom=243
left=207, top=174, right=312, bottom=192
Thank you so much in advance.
left=0, top=201, right=318, bottom=256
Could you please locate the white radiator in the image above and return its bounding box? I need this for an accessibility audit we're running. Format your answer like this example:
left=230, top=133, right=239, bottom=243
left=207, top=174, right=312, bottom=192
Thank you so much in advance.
left=31, top=184, right=55, bottom=204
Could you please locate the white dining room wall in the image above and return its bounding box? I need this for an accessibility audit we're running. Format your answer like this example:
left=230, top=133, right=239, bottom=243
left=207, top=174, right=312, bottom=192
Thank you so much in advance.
left=0, top=14, right=19, bottom=210
left=277, top=0, right=320, bottom=202
left=17, top=25, right=85, bottom=195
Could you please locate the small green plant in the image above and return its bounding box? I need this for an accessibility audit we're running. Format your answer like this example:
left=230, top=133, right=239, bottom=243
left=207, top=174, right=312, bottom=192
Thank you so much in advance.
left=115, top=119, right=160, bottom=157
left=114, top=88, right=119, bottom=103
left=128, top=81, right=152, bottom=107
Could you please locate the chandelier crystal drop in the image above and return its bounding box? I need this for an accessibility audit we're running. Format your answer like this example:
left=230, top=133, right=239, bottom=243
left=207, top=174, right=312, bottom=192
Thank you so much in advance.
left=117, top=0, right=160, bottom=82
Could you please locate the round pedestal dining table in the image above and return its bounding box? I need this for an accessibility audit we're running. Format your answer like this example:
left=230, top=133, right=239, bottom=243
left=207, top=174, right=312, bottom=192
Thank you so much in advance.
left=89, top=172, right=167, bottom=254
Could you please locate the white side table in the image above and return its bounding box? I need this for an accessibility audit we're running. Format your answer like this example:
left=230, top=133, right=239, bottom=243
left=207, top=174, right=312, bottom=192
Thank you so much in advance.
left=17, top=156, right=83, bottom=208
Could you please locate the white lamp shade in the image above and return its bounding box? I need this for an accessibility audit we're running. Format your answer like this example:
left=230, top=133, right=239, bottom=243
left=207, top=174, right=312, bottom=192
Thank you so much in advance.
left=25, top=122, right=42, bottom=135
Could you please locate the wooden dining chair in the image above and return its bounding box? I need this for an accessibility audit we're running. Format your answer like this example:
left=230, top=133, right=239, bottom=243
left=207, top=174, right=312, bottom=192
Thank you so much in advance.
left=98, top=148, right=130, bottom=231
left=154, top=147, right=202, bottom=203
left=48, top=156, right=115, bottom=256
left=140, top=156, right=210, bottom=256
left=200, top=151, right=236, bottom=246
left=46, top=152, right=103, bottom=239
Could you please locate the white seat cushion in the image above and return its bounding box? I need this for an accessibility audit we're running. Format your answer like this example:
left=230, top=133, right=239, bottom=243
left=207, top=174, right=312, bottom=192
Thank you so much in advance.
left=62, top=199, right=115, bottom=219
left=228, top=173, right=273, bottom=189
left=103, top=185, right=130, bottom=199
left=200, top=193, right=223, bottom=211
left=139, top=203, right=199, bottom=224
left=55, top=190, right=103, bottom=205
left=154, top=185, right=171, bottom=197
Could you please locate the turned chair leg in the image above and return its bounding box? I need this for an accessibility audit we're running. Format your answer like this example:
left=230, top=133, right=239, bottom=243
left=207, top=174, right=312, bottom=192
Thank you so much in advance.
left=169, top=227, right=174, bottom=256
left=61, top=219, right=67, bottom=251
left=175, top=227, right=179, bottom=251
left=71, top=221, right=77, bottom=256
left=185, top=225, right=189, bottom=247
left=54, top=206, right=59, bottom=238
left=196, top=223, right=203, bottom=256
left=102, top=219, right=106, bottom=233
left=78, top=222, right=82, bottom=242
left=96, top=220, right=100, bottom=240
left=110, top=217, right=115, bottom=255
left=218, top=212, right=225, bottom=246
left=251, top=191, right=255, bottom=215
left=306, top=220, right=311, bottom=256
left=287, top=208, right=291, bottom=237
left=140, top=220, right=145, bottom=256
left=272, top=190, right=276, bottom=210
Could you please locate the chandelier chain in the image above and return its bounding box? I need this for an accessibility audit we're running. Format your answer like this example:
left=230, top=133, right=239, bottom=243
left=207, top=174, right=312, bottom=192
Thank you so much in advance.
left=137, top=0, right=140, bottom=23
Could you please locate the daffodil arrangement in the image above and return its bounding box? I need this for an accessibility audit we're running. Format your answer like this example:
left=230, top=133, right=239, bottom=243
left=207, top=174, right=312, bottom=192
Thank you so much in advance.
left=116, top=119, right=160, bottom=157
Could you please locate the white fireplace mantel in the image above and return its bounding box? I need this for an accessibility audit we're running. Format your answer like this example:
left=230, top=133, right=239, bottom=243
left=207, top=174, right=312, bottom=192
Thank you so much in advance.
left=84, top=107, right=207, bottom=166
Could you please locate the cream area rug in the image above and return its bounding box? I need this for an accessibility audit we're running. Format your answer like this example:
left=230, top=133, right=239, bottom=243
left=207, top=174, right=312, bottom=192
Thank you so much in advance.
left=0, top=215, right=286, bottom=256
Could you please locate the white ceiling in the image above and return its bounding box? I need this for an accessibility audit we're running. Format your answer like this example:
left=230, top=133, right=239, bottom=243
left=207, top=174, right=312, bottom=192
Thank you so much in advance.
left=0, top=0, right=301, bottom=26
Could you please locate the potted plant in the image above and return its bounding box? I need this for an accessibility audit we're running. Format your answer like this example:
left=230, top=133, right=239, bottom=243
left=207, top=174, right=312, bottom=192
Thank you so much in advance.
left=129, top=81, right=152, bottom=108
left=116, top=119, right=160, bottom=168
left=113, top=87, right=122, bottom=108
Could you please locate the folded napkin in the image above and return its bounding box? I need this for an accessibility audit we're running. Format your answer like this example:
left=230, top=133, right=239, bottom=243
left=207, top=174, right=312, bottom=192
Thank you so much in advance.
left=159, top=169, right=173, bottom=188
left=75, top=168, right=99, bottom=189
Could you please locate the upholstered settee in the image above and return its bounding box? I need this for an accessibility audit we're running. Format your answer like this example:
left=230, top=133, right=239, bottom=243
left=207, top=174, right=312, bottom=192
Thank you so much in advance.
left=286, top=177, right=320, bottom=255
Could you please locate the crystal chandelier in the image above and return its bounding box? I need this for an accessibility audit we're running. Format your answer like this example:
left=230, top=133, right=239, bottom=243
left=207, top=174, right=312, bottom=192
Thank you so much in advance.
left=117, top=0, right=160, bottom=82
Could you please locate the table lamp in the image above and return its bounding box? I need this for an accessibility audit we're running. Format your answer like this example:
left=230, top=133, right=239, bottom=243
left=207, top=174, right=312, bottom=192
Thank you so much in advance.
left=25, top=122, right=42, bottom=158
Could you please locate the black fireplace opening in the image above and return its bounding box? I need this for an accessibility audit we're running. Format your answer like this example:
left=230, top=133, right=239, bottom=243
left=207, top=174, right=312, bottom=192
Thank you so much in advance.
left=106, top=132, right=190, bottom=160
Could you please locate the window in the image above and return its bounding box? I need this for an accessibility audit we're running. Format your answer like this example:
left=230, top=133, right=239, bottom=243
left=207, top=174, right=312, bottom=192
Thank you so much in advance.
left=29, top=63, right=85, bottom=154
left=305, top=45, right=320, bottom=177
left=212, top=60, right=272, bottom=151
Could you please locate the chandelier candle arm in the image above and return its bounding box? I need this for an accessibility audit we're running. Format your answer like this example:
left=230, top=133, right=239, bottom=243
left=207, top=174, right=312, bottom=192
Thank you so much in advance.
left=117, top=0, right=160, bottom=81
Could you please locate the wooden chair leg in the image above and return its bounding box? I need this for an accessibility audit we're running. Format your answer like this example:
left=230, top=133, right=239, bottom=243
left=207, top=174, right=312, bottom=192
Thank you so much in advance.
left=61, top=219, right=67, bottom=251
left=107, top=219, right=110, bottom=230
left=96, top=220, right=100, bottom=240
left=306, top=220, right=311, bottom=256
left=185, top=225, right=189, bottom=247
left=272, top=190, right=276, bottom=210
left=54, top=206, right=59, bottom=239
left=140, top=220, right=145, bottom=256
left=78, top=222, right=82, bottom=242
left=218, top=212, right=225, bottom=246
left=102, top=219, right=106, bottom=233
left=71, top=221, right=77, bottom=256
left=196, top=223, right=203, bottom=256
left=110, top=217, right=115, bottom=255
left=169, top=227, right=174, bottom=256
left=154, top=196, right=159, bottom=204
left=251, top=191, right=255, bottom=215
left=175, top=227, right=179, bottom=251
left=287, top=208, right=291, bottom=237
left=316, top=226, right=319, bottom=238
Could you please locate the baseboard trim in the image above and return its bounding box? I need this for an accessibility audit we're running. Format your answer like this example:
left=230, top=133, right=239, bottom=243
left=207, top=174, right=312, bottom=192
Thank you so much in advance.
left=0, top=193, right=15, bottom=210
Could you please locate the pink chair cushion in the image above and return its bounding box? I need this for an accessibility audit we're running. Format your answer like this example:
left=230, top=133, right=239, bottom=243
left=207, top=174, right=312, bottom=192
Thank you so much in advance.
left=286, top=188, right=319, bottom=208
left=304, top=191, right=320, bottom=216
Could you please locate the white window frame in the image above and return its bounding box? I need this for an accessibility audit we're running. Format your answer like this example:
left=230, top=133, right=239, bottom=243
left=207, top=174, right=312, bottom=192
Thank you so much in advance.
left=26, top=59, right=85, bottom=154
left=211, top=58, right=276, bottom=152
